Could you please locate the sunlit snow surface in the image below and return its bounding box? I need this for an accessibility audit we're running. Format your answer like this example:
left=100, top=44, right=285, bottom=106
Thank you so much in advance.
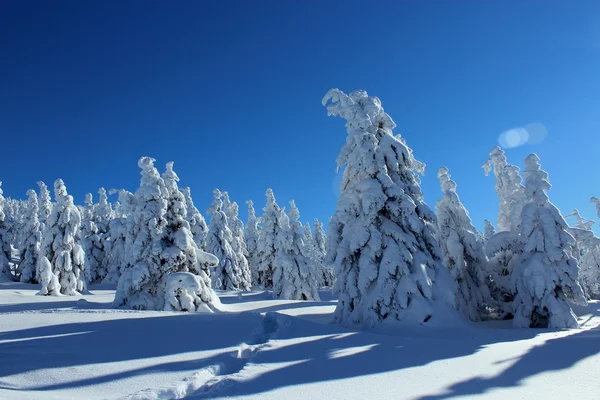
left=1, top=282, right=599, bottom=399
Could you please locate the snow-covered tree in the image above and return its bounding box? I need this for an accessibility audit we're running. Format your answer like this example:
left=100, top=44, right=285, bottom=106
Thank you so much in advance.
left=482, top=146, right=526, bottom=232
left=182, top=187, right=208, bottom=250
left=17, top=189, right=42, bottom=283
left=435, top=166, right=491, bottom=321
left=313, top=218, right=334, bottom=287
left=223, top=193, right=252, bottom=289
left=206, top=189, right=249, bottom=290
left=102, top=189, right=135, bottom=284
left=114, top=157, right=169, bottom=309
left=37, top=179, right=86, bottom=296
left=484, top=230, right=521, bottom=316
left=0, top=183, right=13, bottom=281
left=323, top=89, right=456, bottom=327
left=245, top=199, right=261, bottom=286
left=160, top=162, right=218, bottom=311
left=273, top=200, right=320, bottom=301
left=256, top=188, right=281, bottom=289
left=81, top=193, right=104, bottom=283
left=91, top=188, right=114, bottom=282
left=565, top=209, right=600, bottom=299
left=511, top=154, right=586, bottom=328
left=37, top=181, right=52, bottom=227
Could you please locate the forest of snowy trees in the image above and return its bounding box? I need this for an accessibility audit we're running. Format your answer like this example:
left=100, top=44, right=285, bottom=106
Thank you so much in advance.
left=0, top=89, right=599, bottom=329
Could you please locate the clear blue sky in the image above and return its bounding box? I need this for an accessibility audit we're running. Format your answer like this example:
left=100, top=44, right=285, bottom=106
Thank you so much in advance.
left=1, top=1, right=599, bottom=230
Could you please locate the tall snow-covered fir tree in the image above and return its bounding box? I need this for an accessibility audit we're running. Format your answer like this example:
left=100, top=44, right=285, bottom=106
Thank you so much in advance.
left=114, top=157, right=169, bottom=309
left=323, top=89, right=456, bottom=326
left=256, top=188, right=281, bottom=289
left=435, top=166, right=491, bottom=321
left=511, top=154, right=586, bottom=328
left=182, top=187, right=208, bottom=250
left=206, top=189, right=249, bottom=291
left=160, top=162, right=218, bottom=311
left=223, top=192, right=252, bottom=289
left=37, top=179, right=87, bottom=296
left=482, top=146, right=526, bottom=232
left=245, top=199, right=261, bottom=286
left=0, top=182, right=13, bottom=281
left=17, top=189, right=42, bottom=283
left=313, top=218, right=334, bottom=287
left=273, top=200, right=320, bottom=301
left=92, top=188, right=114, bottom=282
left=37, top=181, right=52, bottom=227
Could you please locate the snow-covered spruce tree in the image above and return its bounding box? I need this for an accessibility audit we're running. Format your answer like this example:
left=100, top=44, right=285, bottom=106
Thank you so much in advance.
left=273, top=200, right=320, bottom=301
left=81, top=193, right=104, bottom=283
left=160, top=162, right=218, bottom=311
left=37, top=179, right=86, bottom=295
left=102, top=189, right=135, bottom=284
left=206, top=189, right=249, bottom=290
left=223, top=193, right=252, bottom=289
left=564, top=209, right=600, bottom=299
left=256, top=188, right=281, bottom=289
left=182, top=187, right=208, bottom=250
left=245, top=199, right=261, bottom=286
left=323, top=89, right=456, bottom=326
left=114, top=157, right=169, bottom=309
left=37, top=181, right=52, bottom=227
left=511, top=154, right=586, bottom=328
left=482, top=146, right=526, bottom=233
left=483, top=230, right=520, bottom=317
left=92, top=188, right=114, bottom=281
left=435, top=167, right=491, bottom=321
left=17, top=190, right=42, bottom=283
left=0, top=183, right=14, bottom=281
left=313, top=218, right=334, bottom=287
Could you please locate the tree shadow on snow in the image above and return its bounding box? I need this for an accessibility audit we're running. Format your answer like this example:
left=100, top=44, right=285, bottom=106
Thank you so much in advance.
left=0, top=311, right=265, bottom=387
left=176, top=310, right=599, bottom=400
left=417, top=305, right=600, bottom=399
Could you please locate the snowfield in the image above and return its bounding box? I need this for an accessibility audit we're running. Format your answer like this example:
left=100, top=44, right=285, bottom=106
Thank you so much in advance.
left=1, top=283, right=600, bottom=400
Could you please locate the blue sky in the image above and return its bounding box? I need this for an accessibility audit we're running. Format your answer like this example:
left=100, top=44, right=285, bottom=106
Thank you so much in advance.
left=1, top=1, right=599, bottom=230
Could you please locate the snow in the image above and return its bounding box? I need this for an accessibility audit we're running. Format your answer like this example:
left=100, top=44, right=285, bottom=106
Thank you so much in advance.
left=1, top=281, right=600, bottom=399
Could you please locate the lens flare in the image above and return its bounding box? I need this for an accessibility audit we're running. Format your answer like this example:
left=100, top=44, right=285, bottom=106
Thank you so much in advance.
left=498, top=123, right=547, bottom=149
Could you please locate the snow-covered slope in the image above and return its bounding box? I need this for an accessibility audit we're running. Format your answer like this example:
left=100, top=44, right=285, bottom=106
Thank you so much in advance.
left=1, top=282, right=599, bottom=399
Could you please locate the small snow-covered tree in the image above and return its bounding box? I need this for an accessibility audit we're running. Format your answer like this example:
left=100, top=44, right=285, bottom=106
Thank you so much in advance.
left=313, top=218, right=334, bottom=287
left=114, top=157, right=169, bottom=309
left=17, top=189, right=42, bottom=283
left=484, top=230, right=520, bottom=317
left=182, top=187, right=208, bottom=250
left=435, top=167, right=491, bottom=321
left=37, top=181, right=52, bottom=227
left=160, top=162, right=218, bottom=311
left=206, top=189, right=249, bottom=290
left=37, top=179, right=86, bottom=295
left=256, top=188, right=281, bottom=289
left=482, top=146, right=526, bottom=232
left=273, top=200, right=320, bottom=301
left=323, top=89, right=456, bottom=326
left=565, top=209, right=600, bottom=299
left=81, top=193, right=104, bottom=283
left=223, top=192, right=252, bottom=289
left=102, top=189, right=135, bottom=284
left=91, top=188, right=114, bottom=281
left=245, top=199, right=261, bottom=286
left=511, top=154, right=586, bottom=328
left=0, top=183, right=13, bottom=281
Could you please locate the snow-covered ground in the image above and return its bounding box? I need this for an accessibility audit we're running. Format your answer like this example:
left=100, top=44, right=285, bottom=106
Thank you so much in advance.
left=1, top=283, right=599, bottom=400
